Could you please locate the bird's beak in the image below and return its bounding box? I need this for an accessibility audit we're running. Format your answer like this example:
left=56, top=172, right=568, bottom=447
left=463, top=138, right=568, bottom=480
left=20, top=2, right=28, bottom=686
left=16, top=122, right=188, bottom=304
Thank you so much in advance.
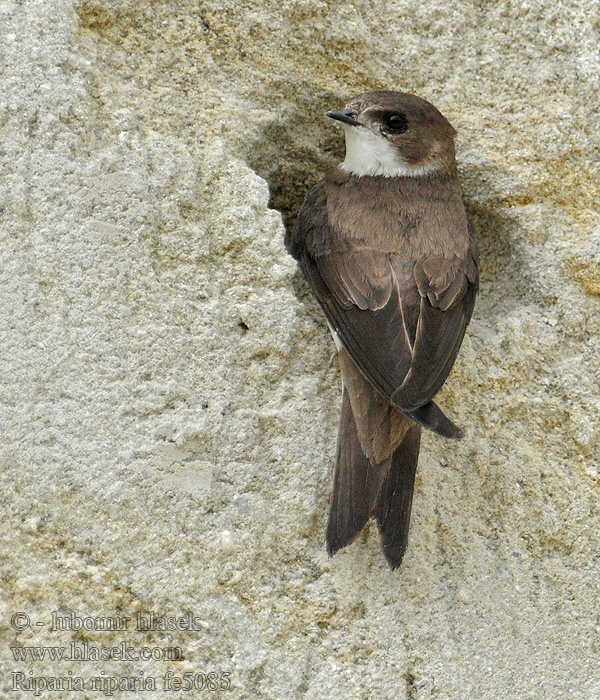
left=326, top=109, right=361, bottom=126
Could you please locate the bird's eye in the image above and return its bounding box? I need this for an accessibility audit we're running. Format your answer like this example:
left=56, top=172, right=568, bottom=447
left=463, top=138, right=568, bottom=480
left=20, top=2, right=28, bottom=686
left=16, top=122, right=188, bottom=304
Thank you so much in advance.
left=384, top=113, right=408, bottom=133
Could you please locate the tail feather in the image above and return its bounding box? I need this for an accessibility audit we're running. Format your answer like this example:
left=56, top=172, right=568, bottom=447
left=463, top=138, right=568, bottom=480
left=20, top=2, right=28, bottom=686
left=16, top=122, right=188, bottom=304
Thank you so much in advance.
left=326, top=350, right=437, bottom=569
left=326, top=388, right=385, bottom=556
left=375, top=423, right=421, bottom=569
left=326, top=386, right=422, bottom=569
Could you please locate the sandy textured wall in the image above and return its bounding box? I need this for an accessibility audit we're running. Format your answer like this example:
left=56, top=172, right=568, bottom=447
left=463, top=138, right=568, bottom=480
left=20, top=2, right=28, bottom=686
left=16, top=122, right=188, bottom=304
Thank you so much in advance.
left=2, top=0, right=600, bottom=698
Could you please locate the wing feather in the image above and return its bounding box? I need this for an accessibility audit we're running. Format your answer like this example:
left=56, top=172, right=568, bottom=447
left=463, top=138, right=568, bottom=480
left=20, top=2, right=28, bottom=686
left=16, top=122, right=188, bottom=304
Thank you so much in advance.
left=291, top=182, right=478, bottom=416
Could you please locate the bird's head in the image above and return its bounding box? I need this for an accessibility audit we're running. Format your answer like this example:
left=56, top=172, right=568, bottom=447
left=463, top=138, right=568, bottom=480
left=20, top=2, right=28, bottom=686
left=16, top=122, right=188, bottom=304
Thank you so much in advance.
left=327, top=91, right=457, bottom=178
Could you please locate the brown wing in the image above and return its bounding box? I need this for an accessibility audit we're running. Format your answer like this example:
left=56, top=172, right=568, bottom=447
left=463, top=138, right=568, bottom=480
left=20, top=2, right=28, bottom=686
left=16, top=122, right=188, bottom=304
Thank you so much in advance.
left=390, top=255, right=477, bottom=409
left=290, top=184, right=478, bottom=414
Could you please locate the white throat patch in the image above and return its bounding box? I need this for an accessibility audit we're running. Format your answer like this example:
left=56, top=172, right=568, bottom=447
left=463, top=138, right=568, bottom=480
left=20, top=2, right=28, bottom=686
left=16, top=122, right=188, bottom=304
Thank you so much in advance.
left=340, top=125, right=437, bottom=178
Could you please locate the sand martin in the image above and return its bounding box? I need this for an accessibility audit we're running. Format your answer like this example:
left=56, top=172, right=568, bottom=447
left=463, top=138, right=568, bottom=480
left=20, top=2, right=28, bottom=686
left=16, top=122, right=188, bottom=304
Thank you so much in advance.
left=290, top=91, right=479, bottom=568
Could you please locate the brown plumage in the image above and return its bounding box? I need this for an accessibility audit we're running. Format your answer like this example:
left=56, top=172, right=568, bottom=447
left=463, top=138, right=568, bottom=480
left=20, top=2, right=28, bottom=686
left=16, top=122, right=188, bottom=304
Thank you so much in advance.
left=290, top=91, right=478, bottom=569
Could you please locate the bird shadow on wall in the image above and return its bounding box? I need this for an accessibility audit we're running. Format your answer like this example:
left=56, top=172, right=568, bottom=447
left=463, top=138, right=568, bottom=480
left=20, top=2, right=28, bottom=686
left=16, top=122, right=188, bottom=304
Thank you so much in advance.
left=461, top=174, right=531, bottom=320
left=244, top=92, right=345, bottom=322
left=245, top=92, right=344, bottom=250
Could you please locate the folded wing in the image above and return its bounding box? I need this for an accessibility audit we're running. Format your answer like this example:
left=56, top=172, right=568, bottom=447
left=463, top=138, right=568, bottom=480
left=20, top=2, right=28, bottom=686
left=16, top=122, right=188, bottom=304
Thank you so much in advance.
left=291, top=185, right=478, bottom=415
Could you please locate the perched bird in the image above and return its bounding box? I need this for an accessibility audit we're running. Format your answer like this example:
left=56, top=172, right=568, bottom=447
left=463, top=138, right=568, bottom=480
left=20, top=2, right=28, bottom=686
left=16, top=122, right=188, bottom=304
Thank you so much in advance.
left=290, top=91, right=479, bottom=569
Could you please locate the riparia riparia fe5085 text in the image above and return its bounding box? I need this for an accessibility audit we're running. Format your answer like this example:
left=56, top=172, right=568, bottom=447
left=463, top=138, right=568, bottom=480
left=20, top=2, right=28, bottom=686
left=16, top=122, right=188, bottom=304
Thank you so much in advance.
left=290, top=91, right=479, bottom=569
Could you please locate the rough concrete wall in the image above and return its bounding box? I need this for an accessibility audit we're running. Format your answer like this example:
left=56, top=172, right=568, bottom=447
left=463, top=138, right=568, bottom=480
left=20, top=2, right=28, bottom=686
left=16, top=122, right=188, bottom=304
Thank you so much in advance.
left=1, top=0, right=600, bottom=698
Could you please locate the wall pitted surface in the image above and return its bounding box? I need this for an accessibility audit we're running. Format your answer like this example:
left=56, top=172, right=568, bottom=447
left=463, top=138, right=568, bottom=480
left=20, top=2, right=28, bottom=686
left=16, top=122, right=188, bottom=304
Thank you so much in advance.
left=2, top=0, right=600, bottom=698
